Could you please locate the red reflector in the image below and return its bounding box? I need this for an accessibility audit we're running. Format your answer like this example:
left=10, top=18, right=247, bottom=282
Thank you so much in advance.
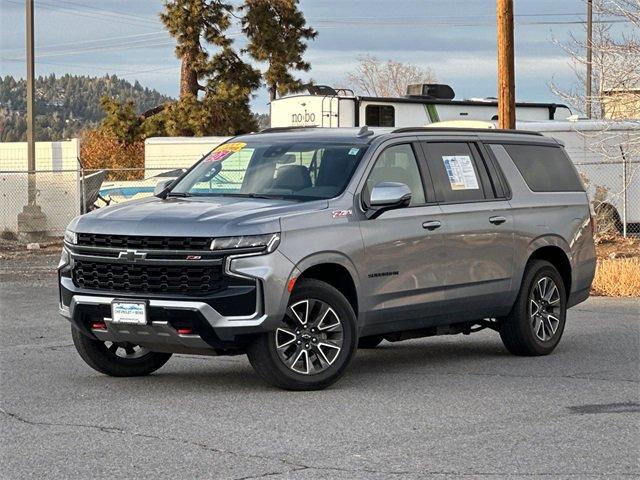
left=177, top=328, right=193, bottom=335
left=287, top=277, right=298, bottom=293
left=91, top=322, right=107, bottom=330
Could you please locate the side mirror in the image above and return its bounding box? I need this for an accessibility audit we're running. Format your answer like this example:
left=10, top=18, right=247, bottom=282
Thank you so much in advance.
left=367, top=182, right=412, bottom=219
left=154, top=179, right=174, bottom=197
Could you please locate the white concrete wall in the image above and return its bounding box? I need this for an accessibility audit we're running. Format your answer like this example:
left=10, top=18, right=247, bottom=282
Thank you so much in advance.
left=0, top=139, right=80, bottom=235
left=144, top=136, right=229, bottom=178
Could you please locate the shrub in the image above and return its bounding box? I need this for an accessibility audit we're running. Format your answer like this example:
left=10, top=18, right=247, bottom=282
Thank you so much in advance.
left=80, top=129, right=144, bottom=181
left=591, top=258, right=640, bottom=297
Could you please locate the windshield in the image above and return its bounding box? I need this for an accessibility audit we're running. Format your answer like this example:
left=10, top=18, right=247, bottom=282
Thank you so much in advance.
left=169, top=140, right=368, bottom=200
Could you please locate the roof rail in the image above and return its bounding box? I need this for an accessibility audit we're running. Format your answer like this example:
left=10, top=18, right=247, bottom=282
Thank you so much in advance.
left=390, top=127, right=543, bottom=136
left=258, top=126, right=319, bottom=134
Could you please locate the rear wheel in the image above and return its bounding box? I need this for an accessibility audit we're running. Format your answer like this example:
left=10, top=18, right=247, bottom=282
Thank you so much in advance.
left=71, top=326, right=172, bottom=376
left=247, top=278, right=357, bottom=390
left=499, top=260, right=567, bottom=356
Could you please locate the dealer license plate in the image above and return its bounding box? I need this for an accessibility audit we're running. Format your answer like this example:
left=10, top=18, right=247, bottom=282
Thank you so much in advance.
left=111, top=300, right=147, bottom=325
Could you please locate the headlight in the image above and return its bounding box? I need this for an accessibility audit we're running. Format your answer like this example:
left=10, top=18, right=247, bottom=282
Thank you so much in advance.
left=210, top=233, right=280, bottom=253
left=64, top=229, right=77, bottom=245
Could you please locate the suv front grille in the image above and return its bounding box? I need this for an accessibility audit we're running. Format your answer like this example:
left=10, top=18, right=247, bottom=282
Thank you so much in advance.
left=72, top=260, right=225, bottom=296
left=77, top=233, right=211, bottom=251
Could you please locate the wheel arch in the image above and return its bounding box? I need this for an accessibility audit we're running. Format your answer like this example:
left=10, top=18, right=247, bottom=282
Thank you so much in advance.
left=294, top=253, right=360, bottom=317
left=526, top=242, right=573, bottom=299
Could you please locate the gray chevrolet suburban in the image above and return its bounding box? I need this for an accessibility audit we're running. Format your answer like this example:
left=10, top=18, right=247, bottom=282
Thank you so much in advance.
left=59, top=127, right=597, bottom=390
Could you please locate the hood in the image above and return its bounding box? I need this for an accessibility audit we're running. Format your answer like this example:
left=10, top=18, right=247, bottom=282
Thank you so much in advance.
left=69, top=195, right=328, bottom=237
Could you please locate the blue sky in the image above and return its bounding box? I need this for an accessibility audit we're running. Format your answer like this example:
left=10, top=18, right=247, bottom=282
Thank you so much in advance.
left=0, top=0, right=602, bottom=113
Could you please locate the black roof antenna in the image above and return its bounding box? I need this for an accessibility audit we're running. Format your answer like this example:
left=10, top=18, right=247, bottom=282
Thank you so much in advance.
left=357, top=125, right=374, bottom=138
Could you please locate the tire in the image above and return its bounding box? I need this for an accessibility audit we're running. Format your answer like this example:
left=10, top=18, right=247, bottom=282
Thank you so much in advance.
left=71, top=326, right=172, bottom=377
left=358, top=335, right=384, bottom=349
left=247, top=278, right=358, bottom=391
left=594, top=203, right=623, bottom=234
left=499, top=260, right=567, bottom=356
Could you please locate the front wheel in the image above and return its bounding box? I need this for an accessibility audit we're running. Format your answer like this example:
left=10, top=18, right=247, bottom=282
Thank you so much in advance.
left=71, top=326, right=172, bottom=376
left=499, top=260, right=567, bottom=356
left=247, top=278, right=358, bottom=391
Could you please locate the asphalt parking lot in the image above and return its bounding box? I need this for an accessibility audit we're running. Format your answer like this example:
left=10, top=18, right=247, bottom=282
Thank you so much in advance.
left=1, top=253, right=639, bottom=479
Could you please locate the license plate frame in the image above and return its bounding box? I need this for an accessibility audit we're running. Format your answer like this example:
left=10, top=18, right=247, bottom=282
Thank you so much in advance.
left=110, top=300, right=148, bottom=325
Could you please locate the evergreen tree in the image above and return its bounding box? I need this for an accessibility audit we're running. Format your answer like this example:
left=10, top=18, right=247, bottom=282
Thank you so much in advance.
left=0, top=74, right=172, bottom=142
left=160, top=0, right=261, bottom=135
left=99, top=97, right=144, bottom=144
left=241, top=0, right=317, bottom=101
left=160, top=0, right=233, bottom=99
left=204, top=47, right=261, bottom=134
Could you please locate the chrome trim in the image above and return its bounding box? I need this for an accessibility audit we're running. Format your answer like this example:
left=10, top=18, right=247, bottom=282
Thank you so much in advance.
left=63, top=294, right=266, bottom=327
left=225, top=251, right=265, bottom=279
left=69, top=251, right=225, bottom=266
left=66, top=241, right=263, bottom=258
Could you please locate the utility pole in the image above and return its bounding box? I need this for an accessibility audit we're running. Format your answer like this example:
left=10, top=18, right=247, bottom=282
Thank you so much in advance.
left=497, top=0, right=516, bottom=129
left=18, top=0, right=46, bottom=240
left=586, top=0, right=593, bottom=118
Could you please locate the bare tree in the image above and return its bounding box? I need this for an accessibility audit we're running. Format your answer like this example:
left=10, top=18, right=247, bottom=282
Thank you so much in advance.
left=345, top=55, right=437, bottom=97
left=552, top=0, right=639, bottom=119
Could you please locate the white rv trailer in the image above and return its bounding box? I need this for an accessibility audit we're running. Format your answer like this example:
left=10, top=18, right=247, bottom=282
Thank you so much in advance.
left=270, top=84, right=573, bottom=129
left=518, top=120, right=639, bottom=232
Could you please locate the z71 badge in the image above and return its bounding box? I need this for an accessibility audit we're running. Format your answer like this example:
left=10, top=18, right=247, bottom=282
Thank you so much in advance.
left=331, top=209, right=352, bottom=219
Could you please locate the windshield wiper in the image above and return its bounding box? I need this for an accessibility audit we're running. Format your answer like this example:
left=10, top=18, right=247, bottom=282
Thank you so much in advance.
left=166, top=192, right=191, bottom=197
left=215, top=192, right=289, bottom=200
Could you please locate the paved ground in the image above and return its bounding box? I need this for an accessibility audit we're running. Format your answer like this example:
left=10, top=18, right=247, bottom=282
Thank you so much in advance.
left=1, top=253, right=639, bottom=479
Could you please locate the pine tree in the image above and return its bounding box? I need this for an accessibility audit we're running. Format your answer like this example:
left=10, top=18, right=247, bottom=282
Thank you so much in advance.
left=204, top=46, right=261, bottom=134
left=241, top=0, right=317, bottom=101
left=99, top=97, right=144, bottom=144
left=160, top=0, right=233, bottom=99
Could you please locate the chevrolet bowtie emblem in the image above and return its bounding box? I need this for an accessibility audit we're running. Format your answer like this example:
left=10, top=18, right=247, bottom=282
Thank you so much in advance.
left=118, top=249, right=147, bottom=261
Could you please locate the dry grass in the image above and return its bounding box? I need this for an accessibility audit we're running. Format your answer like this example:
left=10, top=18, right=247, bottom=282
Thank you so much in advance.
left=591, top=258, right=640, bottom=297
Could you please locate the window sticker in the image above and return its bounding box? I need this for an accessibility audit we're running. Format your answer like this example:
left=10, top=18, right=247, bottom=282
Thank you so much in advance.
left=205, top=142, right=247, bottom=162
left=348, top=148, right=360, bottom=156
left=213, top=142, right=246, bottom=153
left=442, top=155, right=479, bottom=190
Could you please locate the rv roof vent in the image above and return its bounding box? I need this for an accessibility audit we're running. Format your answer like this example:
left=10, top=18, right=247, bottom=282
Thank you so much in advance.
left=307, top=85, right=338, bottom=96
left=405, top=84, right=455, bottom=100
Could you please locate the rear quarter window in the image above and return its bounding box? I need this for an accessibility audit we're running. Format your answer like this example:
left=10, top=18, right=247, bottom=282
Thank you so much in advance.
left=501, top=144, right=584, bottom=192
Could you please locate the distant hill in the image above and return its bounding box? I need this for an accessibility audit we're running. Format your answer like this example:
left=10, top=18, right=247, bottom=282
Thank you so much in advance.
left=0, top=74, right=174, bottom=142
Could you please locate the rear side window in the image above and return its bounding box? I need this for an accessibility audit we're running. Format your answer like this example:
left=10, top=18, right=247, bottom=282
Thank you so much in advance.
left=501, top=144, right=584, bottom=192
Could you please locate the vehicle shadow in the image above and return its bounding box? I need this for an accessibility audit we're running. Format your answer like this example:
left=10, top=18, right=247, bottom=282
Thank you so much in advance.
left=86, top=336, right=513, bottom=393
left=350, top=337, right=511, bottom=375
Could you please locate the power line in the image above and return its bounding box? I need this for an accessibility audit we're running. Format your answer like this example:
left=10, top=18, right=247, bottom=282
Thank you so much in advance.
left=45, top=0, right=160, bottom=27
left=4, top=0, right=160, bottom=30
left=3, top=31, right=167, bottom=54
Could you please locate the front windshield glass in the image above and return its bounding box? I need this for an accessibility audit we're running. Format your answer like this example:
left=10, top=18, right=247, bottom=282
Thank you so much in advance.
left=169, top=140, right=368, bottom=201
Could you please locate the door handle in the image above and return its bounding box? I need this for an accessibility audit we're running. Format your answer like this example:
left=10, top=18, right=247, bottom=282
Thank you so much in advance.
left=489, top=216, right=507, bottom=225
left=422, top=220, right=442, bottom=230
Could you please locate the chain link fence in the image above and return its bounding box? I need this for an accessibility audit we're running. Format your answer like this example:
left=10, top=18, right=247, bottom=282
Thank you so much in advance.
left=1, top=135, right=638, bottom=239
left=562, top=127, right=640, bottom=236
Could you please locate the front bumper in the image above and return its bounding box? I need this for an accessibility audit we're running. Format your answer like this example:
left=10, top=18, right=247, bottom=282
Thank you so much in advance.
left=59, top=249, right=298, bottom=355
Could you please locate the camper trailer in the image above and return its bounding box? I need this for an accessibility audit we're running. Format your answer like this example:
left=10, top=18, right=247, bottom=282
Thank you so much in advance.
left=269, top=84, right=573, bottom=129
